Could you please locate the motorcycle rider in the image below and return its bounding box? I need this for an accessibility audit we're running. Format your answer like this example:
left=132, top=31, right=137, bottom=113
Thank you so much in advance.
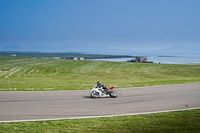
left=96, top=81, right=108, bottom=91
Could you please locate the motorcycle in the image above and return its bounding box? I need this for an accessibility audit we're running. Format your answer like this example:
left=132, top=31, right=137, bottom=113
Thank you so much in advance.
left=90, top=85, right=118, bottom=98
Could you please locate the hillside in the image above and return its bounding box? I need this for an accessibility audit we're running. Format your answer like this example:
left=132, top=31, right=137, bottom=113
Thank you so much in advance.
left=0, top=57, right=200, bottom=91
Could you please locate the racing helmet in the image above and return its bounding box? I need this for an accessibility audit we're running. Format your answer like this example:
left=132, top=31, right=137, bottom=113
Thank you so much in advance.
left=97, top=81, right=101, bottom=86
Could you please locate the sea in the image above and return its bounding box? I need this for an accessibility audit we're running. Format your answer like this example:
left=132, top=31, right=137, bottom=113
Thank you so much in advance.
left=87, top=53, right=200, bottom=64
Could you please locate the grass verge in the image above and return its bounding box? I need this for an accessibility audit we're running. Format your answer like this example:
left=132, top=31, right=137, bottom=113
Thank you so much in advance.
left=0, top=109, right=200, bottom=133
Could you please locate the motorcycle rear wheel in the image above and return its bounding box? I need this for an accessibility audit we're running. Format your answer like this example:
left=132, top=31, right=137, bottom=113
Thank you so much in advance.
left=90, top=91, right=99, bottom=98
left=109, top=90, right=118, bottom=98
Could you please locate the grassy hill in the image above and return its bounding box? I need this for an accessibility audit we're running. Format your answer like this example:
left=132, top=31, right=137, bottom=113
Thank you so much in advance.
left=0, top=57, right=200, bottom=91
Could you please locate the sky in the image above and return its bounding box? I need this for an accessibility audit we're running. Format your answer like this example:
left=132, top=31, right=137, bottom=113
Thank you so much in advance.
left=0, top=0, right=200, bottom=52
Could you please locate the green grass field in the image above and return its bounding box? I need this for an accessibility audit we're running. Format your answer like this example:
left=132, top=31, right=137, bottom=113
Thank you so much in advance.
left=1, top=57, right=200, bottom=132
left=0, top=57, right=200, bottom=91
left=0, top=109, right=200, bottom=133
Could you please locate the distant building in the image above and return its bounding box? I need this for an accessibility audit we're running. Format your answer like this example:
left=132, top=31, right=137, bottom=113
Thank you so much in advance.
left=80, top=57, right=84, bottom=60
left=11, top=54, right=16, bottom=57
left=127, top=56, right=153, bottom=63
left=74, top=57, right=84, bottom=60
left=52, top=57, right=61, bottom=59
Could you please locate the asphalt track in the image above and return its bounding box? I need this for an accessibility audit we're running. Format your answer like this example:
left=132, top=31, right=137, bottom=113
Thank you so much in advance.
left=0, top=83, right=200, bottom=122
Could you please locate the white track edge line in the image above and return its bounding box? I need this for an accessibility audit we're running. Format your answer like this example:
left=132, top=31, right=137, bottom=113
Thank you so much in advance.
left=1, top=107, right=200, bottom=123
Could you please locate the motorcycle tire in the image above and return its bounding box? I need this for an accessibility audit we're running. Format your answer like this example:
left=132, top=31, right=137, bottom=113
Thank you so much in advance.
left=109, top=90, right=118, bottom=98
left=90, top=91, right=99, bottom=98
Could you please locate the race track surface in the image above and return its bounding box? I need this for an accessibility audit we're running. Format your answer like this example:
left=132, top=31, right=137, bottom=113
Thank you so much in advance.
left=0, top=83, right=200, bottom=122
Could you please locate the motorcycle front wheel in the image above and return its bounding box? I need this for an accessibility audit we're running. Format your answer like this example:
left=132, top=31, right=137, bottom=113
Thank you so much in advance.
left=109, top=90, right=118, bottom=98
left=90, top=91, right=99, bottom=98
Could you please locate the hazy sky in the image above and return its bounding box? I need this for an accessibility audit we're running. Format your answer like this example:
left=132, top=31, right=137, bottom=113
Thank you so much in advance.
left=0, top=0, right=200, bottom=51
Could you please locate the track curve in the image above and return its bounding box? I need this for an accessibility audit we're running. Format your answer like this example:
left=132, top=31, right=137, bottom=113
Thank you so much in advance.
left=0, top=83, right=200, bottom=122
